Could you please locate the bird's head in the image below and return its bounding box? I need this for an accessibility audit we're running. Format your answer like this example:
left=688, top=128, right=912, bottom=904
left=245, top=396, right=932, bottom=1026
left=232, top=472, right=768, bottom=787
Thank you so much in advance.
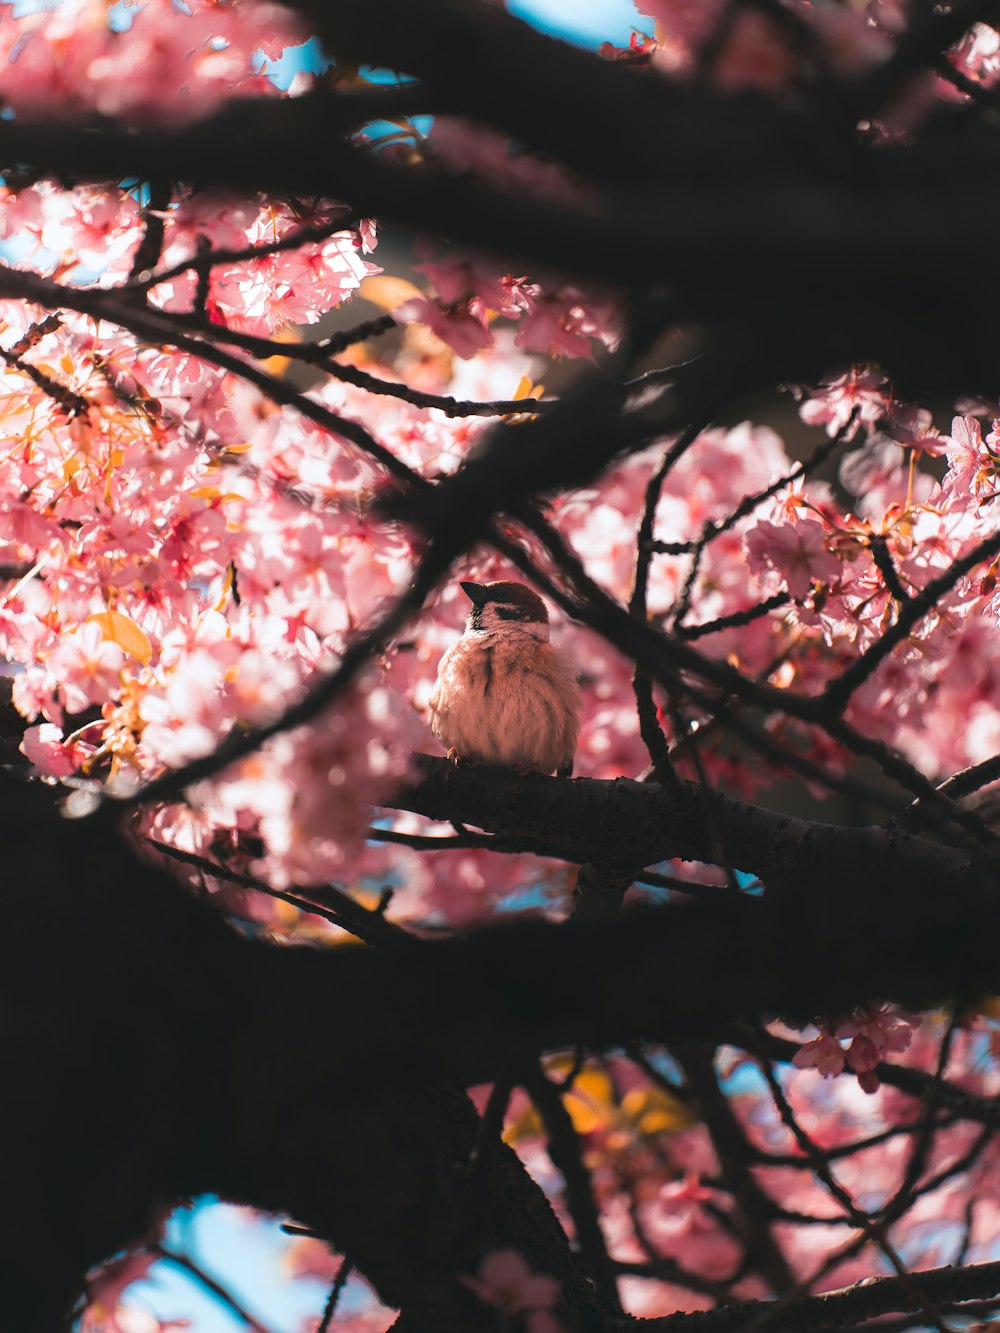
left=459, top=580, right=550, bottom=640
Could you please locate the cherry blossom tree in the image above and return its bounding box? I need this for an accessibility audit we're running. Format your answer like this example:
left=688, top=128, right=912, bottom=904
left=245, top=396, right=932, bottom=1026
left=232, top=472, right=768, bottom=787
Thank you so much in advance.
left=5, top=1, right=1000, bottom=1331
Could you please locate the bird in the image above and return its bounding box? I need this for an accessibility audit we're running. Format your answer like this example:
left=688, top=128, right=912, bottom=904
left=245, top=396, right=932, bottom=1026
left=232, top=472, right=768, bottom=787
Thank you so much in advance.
left=428, top=580, right=580, bottom=777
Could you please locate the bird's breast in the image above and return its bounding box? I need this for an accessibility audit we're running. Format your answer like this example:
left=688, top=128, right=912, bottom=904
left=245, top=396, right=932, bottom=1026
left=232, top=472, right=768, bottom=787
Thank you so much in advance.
left=429, top=634, right=579, bottom=773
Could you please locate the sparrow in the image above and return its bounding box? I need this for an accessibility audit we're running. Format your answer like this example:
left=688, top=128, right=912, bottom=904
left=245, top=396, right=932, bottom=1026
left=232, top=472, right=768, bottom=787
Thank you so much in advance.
left=429, top=580, right=580, bottom=776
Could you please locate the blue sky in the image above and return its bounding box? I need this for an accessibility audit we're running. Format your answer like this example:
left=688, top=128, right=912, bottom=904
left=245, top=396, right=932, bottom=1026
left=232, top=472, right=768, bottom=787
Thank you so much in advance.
left=509, top=0, right=644, bottom=47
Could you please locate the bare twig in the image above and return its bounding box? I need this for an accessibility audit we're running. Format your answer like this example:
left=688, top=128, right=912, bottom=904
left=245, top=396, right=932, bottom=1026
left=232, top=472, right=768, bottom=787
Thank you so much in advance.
left=822, top=530, right=1000, bottom=714
left=524, top=1063, right=623, bottom=1312
left=317, top=1256, right=353, bottom=1333
left=153, top=1246, right=273, bottom=1333
left=146, top=837, right=415, bottom=952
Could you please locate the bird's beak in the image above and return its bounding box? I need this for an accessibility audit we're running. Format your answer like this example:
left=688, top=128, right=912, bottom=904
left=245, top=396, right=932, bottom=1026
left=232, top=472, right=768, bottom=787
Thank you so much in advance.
left=460, top=581, right=490, bottom=605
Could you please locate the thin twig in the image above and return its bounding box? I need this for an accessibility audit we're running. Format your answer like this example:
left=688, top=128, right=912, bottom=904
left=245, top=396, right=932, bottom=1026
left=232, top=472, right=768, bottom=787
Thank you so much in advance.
left=162, top=311, right=558, bottom=417
left=822, top=529, right=1000, bottom=715
left=629, top=439, right=694, bottom=792
left=634, top=869, right=733, bottom=900
left=621, top=1257, right=1000, bottom=1333
left=753, top=1050, right=954, bottom=1333
left=466, top=1072, right=516, bottom=1177
left=0, top=264, right=425, bottom=486
left=928, top=752, right=1000, bottom=804
left=878, top=1012, right=960, bottom=1224
left=317, top=1256, right=353, bottom=1333
left=677, top=592, right=790, bottom=640
left=672, top=421, right=853, bottom=630
left=131, top=215, right=359, bottom=290
left=146, top=837, right=415, bottom=952
left=153, top=1246, right=272, bottom=1333
left=869, top=534, right=912, bottom=605
left=0, top=327, right=88, bottom=417
left=748, top=1026, right=1000, bottom=1128
left=822, top=714, right=1000, bottom=846
left=366, top=824, right=546, bottom=854
left=126, top=181, right=172, bottom=287
left=524, top=1063, right=623, bottom=1312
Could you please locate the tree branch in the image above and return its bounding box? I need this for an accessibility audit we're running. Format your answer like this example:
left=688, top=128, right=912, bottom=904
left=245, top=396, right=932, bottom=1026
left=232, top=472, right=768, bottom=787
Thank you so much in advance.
left=623, top=1257, right=1000, bottom=1333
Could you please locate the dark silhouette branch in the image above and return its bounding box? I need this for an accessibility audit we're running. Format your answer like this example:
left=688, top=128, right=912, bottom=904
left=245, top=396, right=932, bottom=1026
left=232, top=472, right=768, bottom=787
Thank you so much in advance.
left=624, top=1257, right=1000, bottom=1333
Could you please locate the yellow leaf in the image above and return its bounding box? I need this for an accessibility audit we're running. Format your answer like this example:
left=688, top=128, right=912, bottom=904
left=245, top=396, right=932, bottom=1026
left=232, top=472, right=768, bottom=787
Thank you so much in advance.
left=359, top=274, right=423, bottom=311
left=514, top=378, right=544, bottom=400
left=562, top=1068, right=616, bottom=1135
left=87, top=611, right=152, bottom=665
left=502, top=1101, right=541, bottom=1145
left=272, top=898, right=302, bottom=929
left=537, top=1057, right=617, bottom=1135
left=503, top=1059, right=627, bottom=1144
left=621, top=1086, right=694, bottom=1138
left=190, top=486, right=220, bottom=500
left=224, top=442, right=254, bottom=455
left=213, top=563, right=236, bottom=613
left=61, top=353, right=74, bottom=375
left=511, top=378, right=545, bottom=412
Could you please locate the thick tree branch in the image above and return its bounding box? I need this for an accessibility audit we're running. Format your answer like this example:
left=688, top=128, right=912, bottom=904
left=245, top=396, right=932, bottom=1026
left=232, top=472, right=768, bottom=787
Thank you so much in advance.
left=389, top=755, right=996, bottom=905
left=0, top=774, right=601, bottom=1333
left=7, top=85, right=1000, bottom=402
left=6, top=766, right=1000, bottom=1329
left=624, top=1257, right=1000, bottom=1333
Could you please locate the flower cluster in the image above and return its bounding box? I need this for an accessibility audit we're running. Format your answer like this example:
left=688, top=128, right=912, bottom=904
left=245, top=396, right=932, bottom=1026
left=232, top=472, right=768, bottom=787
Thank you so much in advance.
left=0, top=0, right=308, bottom=124
left=793, top=1006, right=917, bottom=1093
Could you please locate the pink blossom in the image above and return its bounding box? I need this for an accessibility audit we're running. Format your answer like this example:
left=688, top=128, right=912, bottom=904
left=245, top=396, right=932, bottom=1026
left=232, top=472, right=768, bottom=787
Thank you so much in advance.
left=837, top=1005, right=915, bottom=1065
left=461, top=1249, right=563, bottom=1331
left=514, top=298, right=592, bottom=360
left=640, top=1175, right=742, bottom=1279
left=808, top=5, right=893, bottom=73
left=798, top=369, right=889, bottom=439
left=744, top=517, right=841, bottom=601
left=947, top=22, right=1000, bottom=90
left=19, top=721, right=91, bottom=777
left=883, top=402, right=946, bottom=455
left=710, top=11, right=798, bottom=92
left=0, top=0, right=307, bottom=126
left=793, top=1008, right=915, bottom=1094
left=945, top=414, right=998, bottom=504
left=397, top=296, right=494, bottom=358
left=48, top=621, right=126, bottom=715
left=406, top=246, right=618, bottom=361
left=418, top=251, right=530, bottom=315
left=40, top=186, right=142, bottom=278
left=634, top=0, right=724, bottom=56
left=793, top=1031, right=848, bottom=1079
left=427, top=118, right=581, bottom=204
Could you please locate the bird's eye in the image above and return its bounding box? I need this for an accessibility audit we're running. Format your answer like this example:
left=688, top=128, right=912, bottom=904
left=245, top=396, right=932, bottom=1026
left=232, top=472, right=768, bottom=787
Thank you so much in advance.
left=494, top=606, right=525, bottom=620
